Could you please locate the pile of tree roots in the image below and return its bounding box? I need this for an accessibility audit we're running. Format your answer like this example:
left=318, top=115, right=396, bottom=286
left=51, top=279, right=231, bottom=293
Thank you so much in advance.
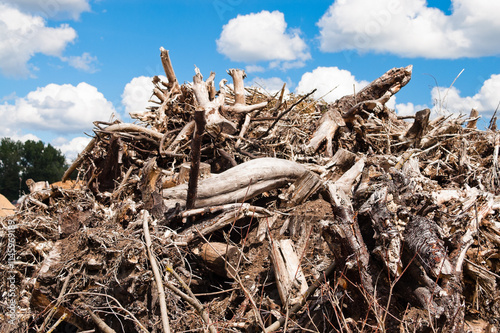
left=2, top=47, right=500, bottom=333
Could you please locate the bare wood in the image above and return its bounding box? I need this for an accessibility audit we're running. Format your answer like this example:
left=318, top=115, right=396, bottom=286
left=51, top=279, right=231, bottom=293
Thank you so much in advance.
left=142, top=210, right=171, bottom=333
left=269, top=238, right=308, bottom=306
left=223, top=68, right=268, bottom=114
left=195, top=242, right=239, bottom=278
left=163, top=158, right=308, bottom=209
left=306, top=107, right=345, bottom=156
left=281, top=171, right=323, bottom=207
left=192, top=68, right=237, bottom=134
left=85, top=306, right=117, bottom=333
left=178, top=162, right=211, bottom=184
left=404, top=108, right=430, bottom=146
left=159, top=47, right=180, bottom=94
left=466, top=108, right=479, bottom=129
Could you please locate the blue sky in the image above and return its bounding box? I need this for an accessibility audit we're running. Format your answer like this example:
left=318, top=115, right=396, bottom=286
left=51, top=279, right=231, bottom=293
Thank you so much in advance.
left=1, top=0, right=499, bottom=160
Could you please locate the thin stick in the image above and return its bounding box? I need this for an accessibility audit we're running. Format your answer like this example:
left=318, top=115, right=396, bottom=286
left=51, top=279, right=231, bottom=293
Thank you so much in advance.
left=259, top=89, right=316, bottom=138
left=142, top=210, right=171, bottom=333
left=84, top=306, right=117, bottom=333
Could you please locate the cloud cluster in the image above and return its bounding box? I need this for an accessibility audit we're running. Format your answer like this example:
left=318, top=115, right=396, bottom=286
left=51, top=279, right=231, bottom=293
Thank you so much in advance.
left=121, top=75, right=170, bottom=117
left=317, top=0, right=500, bottom=58
left=0, top=82, right=116, bottom=137
left=295, top=67, right=369, bottom=103
left=217, top=10, right=310, bottom=69
left=396, top=73, right=500, bottom=120
left=52, top=136, right=92, bottom=162
left=0, top=1, right=96, bottom=78
left=0, top=3, right=77, bottom=77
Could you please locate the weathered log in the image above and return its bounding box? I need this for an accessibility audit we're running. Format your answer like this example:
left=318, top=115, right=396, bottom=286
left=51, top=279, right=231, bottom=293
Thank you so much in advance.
left=269, top=238, right=308, bottom=306
left=162, top=158, right=308, bottom=209
left=341, top=65, right=412, bottom=122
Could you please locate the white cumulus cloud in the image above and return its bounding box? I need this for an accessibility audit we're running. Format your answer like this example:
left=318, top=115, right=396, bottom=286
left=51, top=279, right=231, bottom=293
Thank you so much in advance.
left=2, top=0, right=91, bottom=20
left=0, top=82, right=116, bottom=135
left=317, top=0, right=500, bottom=58
left=431, top=74, right=500, bottom=117
left=53, top=136, right=92, bottom=162
left=0, top=2, right=77, bottom=77
left=295, top=67, right=369, bottom=103
left=217, top=10, right=310, bottom=68
left=121, top=76, right=167, bottom=116
left=395, top=74, right=500, bottom=123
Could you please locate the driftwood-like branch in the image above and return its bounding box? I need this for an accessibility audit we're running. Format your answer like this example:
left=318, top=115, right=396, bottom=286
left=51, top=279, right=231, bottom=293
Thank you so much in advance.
left=160, top=47, right=180, bottom=94
left=305, top=106, right=345, bottom=156
left=192, top=68, right=237, bottom=134
left=223, top=69, right=267, bottom=113
left=163, top=158, right=308, bottom=209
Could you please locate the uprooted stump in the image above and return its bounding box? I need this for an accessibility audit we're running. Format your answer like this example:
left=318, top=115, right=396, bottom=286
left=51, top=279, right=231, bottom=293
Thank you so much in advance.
left=1, top=47, right=500, bottom=333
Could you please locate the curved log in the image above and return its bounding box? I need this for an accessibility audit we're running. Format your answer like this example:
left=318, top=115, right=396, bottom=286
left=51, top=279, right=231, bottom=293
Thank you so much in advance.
left=162, top=158, right=308, bottom=209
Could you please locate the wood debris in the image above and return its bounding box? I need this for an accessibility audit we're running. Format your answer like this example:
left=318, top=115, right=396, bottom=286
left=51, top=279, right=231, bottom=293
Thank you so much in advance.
left=1, top=48, right=500, bottom=333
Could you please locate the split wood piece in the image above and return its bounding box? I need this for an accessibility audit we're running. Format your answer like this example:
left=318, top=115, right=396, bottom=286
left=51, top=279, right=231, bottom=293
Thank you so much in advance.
left=358, top=186, right=403, bottom=277
left=142, top=210, right=171, bottom=333
left=403, top=215, right=453, bottom=278
left=178, top=162, right=211, bottom=184
left=138, top=158, right=165, bottom=219
left=323, top=148, right=357, bottom=175
left=464, top=260, right=497, bottom=296
left=334, top=156, right=365, bottom=196
left=223, top=69, right=267, bottom=114
left=281, top=171, right=323, bottom=208
left=162, top=157, right=308, bottom=209
left=305, top=106, right=345, bottom=156
left=466, top=108, right=480, bottom=129
left=340, top=65, right=413, bottom=122
left=269, top=238, right=308, bottom=306
left=404, top=108, right=430, bottom=146
left=159, top=47, right=180, bottom=94
left=194, top=242, right=239, bottom=279
left=192, top=67, right=237, bottom=134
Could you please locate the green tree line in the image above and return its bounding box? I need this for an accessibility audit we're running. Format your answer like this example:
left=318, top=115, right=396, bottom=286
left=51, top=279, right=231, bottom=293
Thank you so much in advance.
left=0, top=138, right=67, bottom=201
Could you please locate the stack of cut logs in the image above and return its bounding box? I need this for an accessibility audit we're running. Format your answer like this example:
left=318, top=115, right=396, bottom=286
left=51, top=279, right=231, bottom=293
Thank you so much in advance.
left=1, top=47, right=500, bottom=333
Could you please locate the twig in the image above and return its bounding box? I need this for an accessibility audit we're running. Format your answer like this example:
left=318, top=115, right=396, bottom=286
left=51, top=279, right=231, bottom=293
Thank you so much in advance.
left=164, top=266, right=217, bottom=333
left=259, top=89, right=316, bottom=138
left=142, top=210, right=171, bottom=333
left=84, top=305, right=117, bottom=333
